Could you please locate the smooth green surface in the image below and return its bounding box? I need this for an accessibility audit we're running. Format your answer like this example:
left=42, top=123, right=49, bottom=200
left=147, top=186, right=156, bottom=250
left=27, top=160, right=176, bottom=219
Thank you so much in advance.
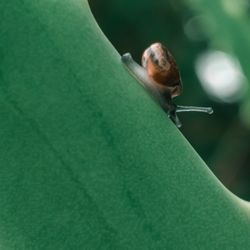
left=0, top=0, right=250, bottom=249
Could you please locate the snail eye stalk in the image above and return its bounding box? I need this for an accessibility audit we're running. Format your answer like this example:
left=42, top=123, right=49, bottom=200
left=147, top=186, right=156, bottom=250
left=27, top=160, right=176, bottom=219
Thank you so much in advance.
left=167, top=105, right=213, bottom=128
left=176, top=106, right=213, bottom=114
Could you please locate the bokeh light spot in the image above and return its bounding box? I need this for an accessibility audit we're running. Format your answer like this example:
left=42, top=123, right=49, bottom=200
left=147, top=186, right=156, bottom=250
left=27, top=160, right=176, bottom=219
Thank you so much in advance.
left=195, top=50, right=248, bottom=103
left=221, top=0, right=247, bottom=18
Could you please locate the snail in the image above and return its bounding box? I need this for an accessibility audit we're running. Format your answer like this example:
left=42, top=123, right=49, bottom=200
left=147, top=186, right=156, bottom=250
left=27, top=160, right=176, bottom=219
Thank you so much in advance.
left=121, top=42, right=213, bottom=127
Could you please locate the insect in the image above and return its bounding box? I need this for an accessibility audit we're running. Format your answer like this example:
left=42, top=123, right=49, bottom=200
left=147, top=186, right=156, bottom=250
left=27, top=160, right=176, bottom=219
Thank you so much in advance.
left=121, top=42, right=213, bottom=127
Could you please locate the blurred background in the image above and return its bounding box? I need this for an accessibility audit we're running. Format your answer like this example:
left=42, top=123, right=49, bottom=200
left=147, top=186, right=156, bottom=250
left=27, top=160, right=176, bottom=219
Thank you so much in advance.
left=89, top=0, right=250, bottom=200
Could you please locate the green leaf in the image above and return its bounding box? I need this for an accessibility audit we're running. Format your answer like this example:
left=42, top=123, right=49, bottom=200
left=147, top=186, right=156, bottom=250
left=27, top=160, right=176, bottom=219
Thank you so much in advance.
left=0, top=0, right=250, bottom=249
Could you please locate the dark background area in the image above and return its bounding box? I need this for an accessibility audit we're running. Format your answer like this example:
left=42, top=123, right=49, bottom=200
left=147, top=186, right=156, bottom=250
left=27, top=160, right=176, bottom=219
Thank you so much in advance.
left=89, top=0, right=250, bottom=200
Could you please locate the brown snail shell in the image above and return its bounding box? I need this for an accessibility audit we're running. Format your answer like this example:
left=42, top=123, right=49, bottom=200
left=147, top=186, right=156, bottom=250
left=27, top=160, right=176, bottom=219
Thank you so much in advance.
left=141, top=43, right=182, bottom=98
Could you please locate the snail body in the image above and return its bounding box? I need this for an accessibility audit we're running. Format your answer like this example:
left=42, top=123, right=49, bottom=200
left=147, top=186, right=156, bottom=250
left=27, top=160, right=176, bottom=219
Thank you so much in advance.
left=121, top=42, right=213, bottom=127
